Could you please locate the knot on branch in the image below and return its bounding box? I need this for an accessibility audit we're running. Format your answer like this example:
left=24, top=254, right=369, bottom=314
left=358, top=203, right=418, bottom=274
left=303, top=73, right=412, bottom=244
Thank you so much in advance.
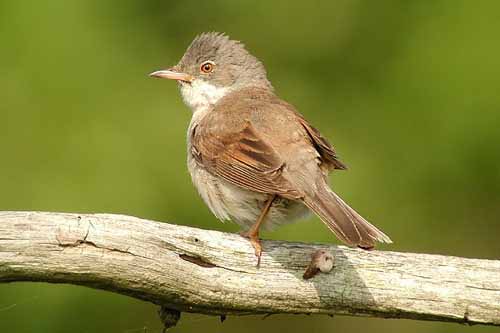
left=158, top=307, right=181, bottom=331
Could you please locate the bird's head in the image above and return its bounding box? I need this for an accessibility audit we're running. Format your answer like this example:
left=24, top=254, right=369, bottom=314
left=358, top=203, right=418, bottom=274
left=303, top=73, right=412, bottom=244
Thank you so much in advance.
left=150, top=32, right=272, bottom=112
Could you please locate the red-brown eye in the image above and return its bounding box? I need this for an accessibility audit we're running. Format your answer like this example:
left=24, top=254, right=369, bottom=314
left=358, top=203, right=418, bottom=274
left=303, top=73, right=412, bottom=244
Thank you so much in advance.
left=200, top=61, right=214, bottom=73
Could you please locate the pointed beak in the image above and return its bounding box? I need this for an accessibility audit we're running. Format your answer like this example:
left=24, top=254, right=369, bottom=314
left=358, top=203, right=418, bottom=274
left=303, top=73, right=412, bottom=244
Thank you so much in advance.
left=149, top=68, right=193, bottom=83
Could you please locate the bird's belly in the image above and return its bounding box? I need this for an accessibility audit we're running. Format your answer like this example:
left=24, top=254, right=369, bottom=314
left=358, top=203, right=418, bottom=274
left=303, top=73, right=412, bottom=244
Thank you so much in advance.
left=188, top=158, right=310, bottom=230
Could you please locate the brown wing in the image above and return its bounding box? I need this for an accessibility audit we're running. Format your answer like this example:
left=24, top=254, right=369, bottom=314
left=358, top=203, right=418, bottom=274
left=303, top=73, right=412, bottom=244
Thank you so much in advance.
left=191, top=121, right=303, bottom=200
left=296, top=115, right=347, bottom=170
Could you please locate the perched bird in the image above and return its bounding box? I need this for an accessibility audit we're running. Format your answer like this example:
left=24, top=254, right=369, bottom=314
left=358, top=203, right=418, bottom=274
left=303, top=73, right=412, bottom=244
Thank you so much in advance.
left=150, top=32, right=391, bottom=265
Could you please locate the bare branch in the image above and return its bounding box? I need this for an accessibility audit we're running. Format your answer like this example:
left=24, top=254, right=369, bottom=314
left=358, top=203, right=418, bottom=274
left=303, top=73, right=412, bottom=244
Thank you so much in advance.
left=0, top=211, right=499, bottom=326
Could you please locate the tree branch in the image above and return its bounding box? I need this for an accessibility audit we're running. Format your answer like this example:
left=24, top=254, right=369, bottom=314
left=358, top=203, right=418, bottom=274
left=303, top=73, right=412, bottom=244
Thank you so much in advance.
left=0, top=211, right=499, bottom=327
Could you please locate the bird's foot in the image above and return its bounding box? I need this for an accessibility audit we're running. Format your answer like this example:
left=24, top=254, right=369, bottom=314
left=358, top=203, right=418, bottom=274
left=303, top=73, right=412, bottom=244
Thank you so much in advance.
left=240, top=231, right=262, bottom=267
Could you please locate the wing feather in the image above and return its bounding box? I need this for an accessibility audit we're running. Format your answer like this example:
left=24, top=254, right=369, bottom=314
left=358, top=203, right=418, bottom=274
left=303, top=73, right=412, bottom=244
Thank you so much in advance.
left=191, top=121, right=302, bottom=200
left=296, top=115, right=347, bottom=170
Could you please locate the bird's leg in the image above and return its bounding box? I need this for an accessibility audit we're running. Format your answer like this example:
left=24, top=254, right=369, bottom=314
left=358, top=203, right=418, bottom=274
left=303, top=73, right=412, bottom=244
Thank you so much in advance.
left=241, top=195, right=276, bottom=266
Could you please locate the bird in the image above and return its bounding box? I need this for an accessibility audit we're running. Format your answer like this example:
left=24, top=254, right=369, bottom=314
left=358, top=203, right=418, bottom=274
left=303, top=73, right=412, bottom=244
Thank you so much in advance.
left=150, top=32, right=392, bottom=265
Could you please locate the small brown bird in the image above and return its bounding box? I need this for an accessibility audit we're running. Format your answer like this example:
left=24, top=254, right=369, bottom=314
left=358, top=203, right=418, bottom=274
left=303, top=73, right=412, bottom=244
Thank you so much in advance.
left=150, top=32, right=391, bottom=264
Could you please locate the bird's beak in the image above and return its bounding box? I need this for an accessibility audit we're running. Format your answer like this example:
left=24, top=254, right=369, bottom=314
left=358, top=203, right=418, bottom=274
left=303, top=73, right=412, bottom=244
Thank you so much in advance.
left=149, top=68, right=193, bottom=83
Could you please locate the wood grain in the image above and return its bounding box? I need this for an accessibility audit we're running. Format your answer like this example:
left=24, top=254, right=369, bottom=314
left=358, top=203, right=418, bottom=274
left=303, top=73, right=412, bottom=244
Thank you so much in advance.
left=0, top=211, right=499, bottom=326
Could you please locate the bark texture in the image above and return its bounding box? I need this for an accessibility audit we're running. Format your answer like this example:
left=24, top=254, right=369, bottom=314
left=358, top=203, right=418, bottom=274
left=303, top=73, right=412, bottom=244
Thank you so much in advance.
left=0, top=211, right=499, bottom=326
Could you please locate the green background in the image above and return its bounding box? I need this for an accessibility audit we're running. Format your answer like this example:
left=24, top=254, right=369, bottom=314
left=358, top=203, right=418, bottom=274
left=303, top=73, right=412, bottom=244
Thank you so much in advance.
left=1, top=1, right=499, bottom=332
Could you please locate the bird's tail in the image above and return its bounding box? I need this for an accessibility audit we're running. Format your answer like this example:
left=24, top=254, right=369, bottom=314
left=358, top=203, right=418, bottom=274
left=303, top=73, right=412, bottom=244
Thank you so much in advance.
left=304, top=183, right=392, bottom=248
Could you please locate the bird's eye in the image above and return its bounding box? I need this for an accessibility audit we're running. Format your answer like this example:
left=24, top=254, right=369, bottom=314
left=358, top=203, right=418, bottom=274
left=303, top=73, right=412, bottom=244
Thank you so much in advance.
left=200, top=61, right=214, bottom=73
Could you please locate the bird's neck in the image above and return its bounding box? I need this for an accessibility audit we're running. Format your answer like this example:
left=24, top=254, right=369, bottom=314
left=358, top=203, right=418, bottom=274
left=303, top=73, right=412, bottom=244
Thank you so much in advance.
left=180, top=80, right=230, bottom=114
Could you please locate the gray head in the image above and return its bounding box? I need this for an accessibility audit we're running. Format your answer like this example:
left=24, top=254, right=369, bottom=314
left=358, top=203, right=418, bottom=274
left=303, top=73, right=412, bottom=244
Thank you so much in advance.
left=150, top=32, right=273, bottom=112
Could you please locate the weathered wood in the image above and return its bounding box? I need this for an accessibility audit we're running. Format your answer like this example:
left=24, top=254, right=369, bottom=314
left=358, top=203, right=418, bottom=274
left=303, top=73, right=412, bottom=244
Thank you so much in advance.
left=0, top=211, right=499, bottom=326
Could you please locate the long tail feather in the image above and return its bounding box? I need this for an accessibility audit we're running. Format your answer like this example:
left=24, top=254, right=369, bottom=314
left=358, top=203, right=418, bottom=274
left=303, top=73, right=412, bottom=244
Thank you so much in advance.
left=304, top=184, right=392, bottom=248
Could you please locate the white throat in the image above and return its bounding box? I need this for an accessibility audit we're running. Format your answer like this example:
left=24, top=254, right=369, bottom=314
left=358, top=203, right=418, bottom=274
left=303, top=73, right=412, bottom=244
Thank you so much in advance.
left=180, top=79, right=229, bottom=114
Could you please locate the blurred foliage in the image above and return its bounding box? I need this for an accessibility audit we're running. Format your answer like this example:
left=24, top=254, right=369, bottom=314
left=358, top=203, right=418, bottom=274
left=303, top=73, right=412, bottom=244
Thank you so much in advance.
left=1, top=1, right=499, bottom=332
